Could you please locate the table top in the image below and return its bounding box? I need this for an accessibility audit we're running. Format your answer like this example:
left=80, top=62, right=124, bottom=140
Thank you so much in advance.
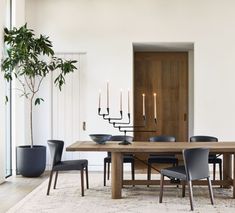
left=66, top=141, right=235, bottom=154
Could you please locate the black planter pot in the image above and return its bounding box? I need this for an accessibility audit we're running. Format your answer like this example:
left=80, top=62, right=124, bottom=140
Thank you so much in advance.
left=16, top=145, right=46, bottom=177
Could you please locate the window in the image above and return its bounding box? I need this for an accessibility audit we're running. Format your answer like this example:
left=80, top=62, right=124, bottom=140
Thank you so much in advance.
left=5, top=0, right=12, bottom=178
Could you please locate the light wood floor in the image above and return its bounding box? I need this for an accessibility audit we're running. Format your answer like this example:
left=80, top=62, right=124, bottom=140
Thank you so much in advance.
left=0, top=172, right=49, bottom=213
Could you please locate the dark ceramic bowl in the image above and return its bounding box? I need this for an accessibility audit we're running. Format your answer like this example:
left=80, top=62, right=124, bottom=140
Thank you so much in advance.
left=89, top=134, right=112, bottom=144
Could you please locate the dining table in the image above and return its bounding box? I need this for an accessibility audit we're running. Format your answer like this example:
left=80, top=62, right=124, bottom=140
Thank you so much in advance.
left=66, top=141, right=235, bottom=199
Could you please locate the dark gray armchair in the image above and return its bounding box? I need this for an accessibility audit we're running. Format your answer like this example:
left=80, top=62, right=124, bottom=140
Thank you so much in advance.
left=47, top=140, right=89, bottom=196
left=159, top=148, right=214, bottom=211
left=147, top=135, right=178, bottom=185
left=190, top=135, right=222, bottom=184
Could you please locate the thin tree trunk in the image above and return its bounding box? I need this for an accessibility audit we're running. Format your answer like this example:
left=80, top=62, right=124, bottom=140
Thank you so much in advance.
left=30, top=94, right=34, bottom=148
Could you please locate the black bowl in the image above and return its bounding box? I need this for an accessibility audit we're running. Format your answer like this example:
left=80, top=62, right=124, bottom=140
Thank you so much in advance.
left=89, top=134, right=112, bottom=144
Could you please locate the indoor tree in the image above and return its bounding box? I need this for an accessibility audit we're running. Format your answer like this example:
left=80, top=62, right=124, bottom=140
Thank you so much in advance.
left=1, top=24, right=77, bottom=148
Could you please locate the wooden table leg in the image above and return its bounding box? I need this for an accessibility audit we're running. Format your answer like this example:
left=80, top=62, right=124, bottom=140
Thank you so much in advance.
left=111, top=152, right=122, bottom=199
left=223, top=154, right=232, bottom=188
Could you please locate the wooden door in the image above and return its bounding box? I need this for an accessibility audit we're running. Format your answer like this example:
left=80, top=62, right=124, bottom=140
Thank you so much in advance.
left=134, top=52, right=188, bottom=142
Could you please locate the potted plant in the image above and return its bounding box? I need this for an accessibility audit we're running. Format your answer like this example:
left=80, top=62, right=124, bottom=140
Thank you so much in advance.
left=1, top=24, right=77, bottom=177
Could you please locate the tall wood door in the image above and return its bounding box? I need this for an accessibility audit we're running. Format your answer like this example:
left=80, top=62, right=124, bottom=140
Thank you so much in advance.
left=134, top=52, right=188, bottom=142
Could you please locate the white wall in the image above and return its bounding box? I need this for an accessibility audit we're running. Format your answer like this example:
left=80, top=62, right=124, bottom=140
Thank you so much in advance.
left=24, top=0, right=235, bottom=169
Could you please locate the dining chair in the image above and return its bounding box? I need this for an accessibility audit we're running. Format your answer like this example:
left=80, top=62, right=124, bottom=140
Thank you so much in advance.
left=190, top=135, right=222, bottom=184
left=159, top=148, right=214, bottom=211
left=147, top=135, right=178, bottom=185
left=47, top=140, right=89, bottom=196
left=104, top=135, right=134, bottom=186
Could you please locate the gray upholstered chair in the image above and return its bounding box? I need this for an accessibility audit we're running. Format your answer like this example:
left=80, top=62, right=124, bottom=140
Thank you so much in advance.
left=104, top=135, right=134, bottom=186
left=47, top=140, right=89, bottom=196
left=147, top=136, right=178, bottom=185
left=159, top=148, right=214, bottom=211
left=190, top=135, right=222, bottom=184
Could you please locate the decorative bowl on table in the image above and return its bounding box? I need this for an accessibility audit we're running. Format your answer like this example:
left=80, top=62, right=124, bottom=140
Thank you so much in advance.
left=89, top=134, right=112, bottom=144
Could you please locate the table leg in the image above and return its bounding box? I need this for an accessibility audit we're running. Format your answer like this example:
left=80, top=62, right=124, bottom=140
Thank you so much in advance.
left=111, top=152, right=123, bottom=199
left=223, top=154, right=232, bottom=188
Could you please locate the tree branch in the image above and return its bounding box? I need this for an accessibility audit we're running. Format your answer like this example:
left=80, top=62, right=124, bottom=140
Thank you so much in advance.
left=17, top=76, right=28, bottom=97
left=30, top=76, right=35, bottom=92
left=35, top=76, right=44, bottom=93
left=24, top=75, right=34, bottom=93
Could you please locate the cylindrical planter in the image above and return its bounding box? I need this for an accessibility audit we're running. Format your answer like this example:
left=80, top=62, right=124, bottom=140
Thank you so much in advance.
left=16, top=145, right=46, bottom=177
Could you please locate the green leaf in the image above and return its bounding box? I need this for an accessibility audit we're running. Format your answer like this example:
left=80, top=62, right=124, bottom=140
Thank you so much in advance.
left=4, top=27, right=9, bottom=34
left=5, top=96, right=8, bottom=104
left=34, top=98, right=44, bottom=105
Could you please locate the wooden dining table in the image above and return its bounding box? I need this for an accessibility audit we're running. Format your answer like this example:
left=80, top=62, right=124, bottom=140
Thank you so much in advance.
left=66, top=141, right=235, bottom=199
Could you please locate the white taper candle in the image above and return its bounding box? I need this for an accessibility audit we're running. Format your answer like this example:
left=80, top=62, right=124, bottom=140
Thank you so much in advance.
left=142, top=93, right=145, bottom=116
left=120, top=89, right=122, bottom=111
left=107, top=81, right=109, bottom=108
left=153, top=93, right=157, bottom=119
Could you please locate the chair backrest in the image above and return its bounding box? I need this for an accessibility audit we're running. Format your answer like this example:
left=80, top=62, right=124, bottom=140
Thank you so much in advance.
left=183, top=148, right=209, bottom=181
left=190, top=135, right=218, bottom=142
left=47, top=140, right=64, bottom=167
left=149, top=135, right=176, bottom=142
left=110, top=135, right=134, bottom=142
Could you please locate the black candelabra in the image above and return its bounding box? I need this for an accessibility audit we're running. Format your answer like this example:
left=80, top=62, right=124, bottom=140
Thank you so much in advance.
left=98, top=105, right=157, bottom=145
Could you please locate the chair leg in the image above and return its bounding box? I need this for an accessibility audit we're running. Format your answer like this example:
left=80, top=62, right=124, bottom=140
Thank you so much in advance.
left=53, top=171, right=58, bottom=189
left=147, top=163, right=151, bottom=187
left=182, top=181, right=186, bottom=197
left=159, top=174, right=164, bottom=203
left=131, top=161, right=135, bottom=187
left=47, top=170, right=54, bottom=195
left=107, top=162, right=110, bottom=180
left=80, top=168, right=84, bottom=196
left=122, top=163, right=124, bottom=188
left=219, top=162, right=222, bottom=188
left=85, top=166, right=89, bottom=189
left=207, top=177, right=214, bottom=205
left=213, top=163, right=216, bottom=181
left=175, top=161, right=179, bottom=188
left=104, top=161, right=106, bottom=186
left=188, top=180, right=194, bottom=211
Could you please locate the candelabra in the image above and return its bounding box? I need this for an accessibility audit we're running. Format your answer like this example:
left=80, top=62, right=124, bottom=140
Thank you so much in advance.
left=98, top=82, right=157, bottom=144
left=98, top=107, right=157, bottom=145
